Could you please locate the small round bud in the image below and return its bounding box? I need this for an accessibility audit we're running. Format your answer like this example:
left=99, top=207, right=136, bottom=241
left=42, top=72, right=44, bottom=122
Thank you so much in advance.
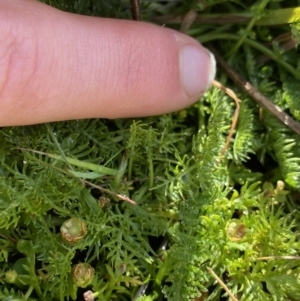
left=5, top=270, right=18, bottom=284
left=60, top=218, right=87, bottom=244
left=83, top=290, right=95, bottom=301
left=226, top=219, right=246, bottom=241
left=120, top=263, right=126, bottom=274
left=276, top=180, right=285, bottom=190
left=99, top=196, right=110, bottom=208
left=72, top=263, right=95, bottom=288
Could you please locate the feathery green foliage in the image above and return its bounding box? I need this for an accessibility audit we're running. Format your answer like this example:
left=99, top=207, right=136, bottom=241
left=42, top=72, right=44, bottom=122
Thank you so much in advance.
left=1, top=0, right=300, bottom=300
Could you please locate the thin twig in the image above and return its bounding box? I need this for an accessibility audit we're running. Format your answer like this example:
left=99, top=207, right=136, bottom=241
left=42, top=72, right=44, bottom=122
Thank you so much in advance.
left=212, top=80, right=240, bottom=157
left=180, top=9, right=197, bottom=33
left=17, top=147, right=137, bottom=206
left=83, top=179, right=137, bottom=205
left=130, top=0, right=141, bottom=21
left=256, top=256, right=300, bottom=260
left=209, top=45, right=300, bottom=136
left=152, top=14, right=250, bottom=26
left=0, top=234, right=17, bottom=244
left=207, top=267, right=239, bottom=301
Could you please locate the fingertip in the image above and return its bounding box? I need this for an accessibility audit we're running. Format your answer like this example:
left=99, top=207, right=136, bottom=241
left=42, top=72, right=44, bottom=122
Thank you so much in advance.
left=173, top=31, right=216, bottom=100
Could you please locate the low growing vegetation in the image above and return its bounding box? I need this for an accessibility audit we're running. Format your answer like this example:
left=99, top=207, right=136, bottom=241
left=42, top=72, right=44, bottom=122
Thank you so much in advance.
left=0, top=0, right=300, bottom=300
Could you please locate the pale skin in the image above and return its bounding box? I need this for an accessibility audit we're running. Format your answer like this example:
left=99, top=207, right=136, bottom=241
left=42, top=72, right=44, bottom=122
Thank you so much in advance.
left=0, top=0, right=215, bottom=126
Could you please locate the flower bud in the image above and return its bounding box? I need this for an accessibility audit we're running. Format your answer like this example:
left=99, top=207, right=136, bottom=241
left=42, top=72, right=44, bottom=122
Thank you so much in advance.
left=226, top=219, right=246, bottom=241
left=5, top=270, right=18, bottom=284
left=60, top=218, right=87, bottom=244
left=83, top=290, right=95, bottom=301
left=120, top=263, right=126, bottom=274
left=72, top=263, right=95, bottom=288
left=276, top=180, right=285, bottom=191
left=99, top=196, right=110, bottom=208
left=4, top=268, right=26, bottom=289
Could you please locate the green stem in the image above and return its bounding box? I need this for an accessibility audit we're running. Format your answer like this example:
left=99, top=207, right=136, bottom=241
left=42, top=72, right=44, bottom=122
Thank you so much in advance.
left=227, top=0, right=270, bottom=56
left=113, top=152, right=127, bottom=188
left=148, top=158, right=154, bottom=189
left=198, top=33, right=300, bottom=80
left=24, top=286, right=34, bottom=300
left=155, top=261, right=168, bottom=286
left=93, top=292, right=100, bottom=300
left=33, top=282, right=43, bottom=299
left=128, top=157, right=133, bottom=180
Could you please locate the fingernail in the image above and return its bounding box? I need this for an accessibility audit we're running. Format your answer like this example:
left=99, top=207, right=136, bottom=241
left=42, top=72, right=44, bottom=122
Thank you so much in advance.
left=181, top=44, right=216, bottom=97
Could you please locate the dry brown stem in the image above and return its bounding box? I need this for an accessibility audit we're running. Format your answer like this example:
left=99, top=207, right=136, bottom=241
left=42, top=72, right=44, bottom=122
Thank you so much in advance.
left=212, top=80, right=241, bottom=157
left=207, top=267, right=239, bottom=301
left=209, top=45, right=300, bottom=136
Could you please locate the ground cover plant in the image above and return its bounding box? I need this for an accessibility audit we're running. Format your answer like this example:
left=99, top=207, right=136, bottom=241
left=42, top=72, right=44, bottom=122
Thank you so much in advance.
left=1, top=0, right=300, bottom=300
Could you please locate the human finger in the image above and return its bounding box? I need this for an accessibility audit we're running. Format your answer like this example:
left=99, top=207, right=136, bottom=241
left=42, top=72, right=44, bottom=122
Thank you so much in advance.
left=0, top=0, right=215, bottom=126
